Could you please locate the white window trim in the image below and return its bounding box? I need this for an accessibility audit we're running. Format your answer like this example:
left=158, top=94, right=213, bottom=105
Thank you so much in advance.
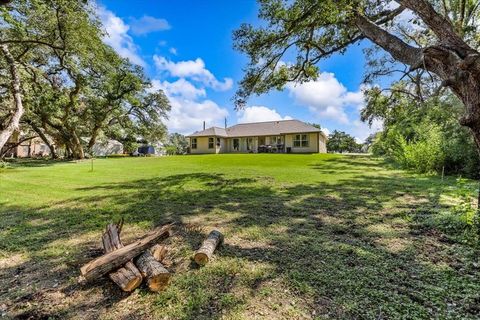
left=293, top=133, right=309, bottom=148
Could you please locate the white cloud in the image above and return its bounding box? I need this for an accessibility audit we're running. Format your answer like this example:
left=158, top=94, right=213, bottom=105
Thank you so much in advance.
left=152, top=78, right=206, bottom=100
left=152, top=78, right=229, bottom=134
left=350, top=119, right=383, bottom=142
left=153, top=56, right=233, bottom=91
left=321, top=127, right=331, bottom=136
left=97, top=6, right=145, bottom=67
left=237, top=106, right=292, bottom=123
left=129, top=15, right=170, bottom=35
left=169, top=47, right=177, bottom=55
left=166, top=98, right=229, bottom=134
left=287, top=72, right=365, bottom=123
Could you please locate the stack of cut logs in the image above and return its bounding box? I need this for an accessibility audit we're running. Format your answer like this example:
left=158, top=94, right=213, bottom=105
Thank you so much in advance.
left=79, top=220, right=224, bottom=292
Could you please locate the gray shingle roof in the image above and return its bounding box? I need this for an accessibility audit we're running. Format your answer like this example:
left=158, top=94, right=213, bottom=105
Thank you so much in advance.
left=188, top=126, right=228, bottom=137
left=188, top=120, right=326, bottom=138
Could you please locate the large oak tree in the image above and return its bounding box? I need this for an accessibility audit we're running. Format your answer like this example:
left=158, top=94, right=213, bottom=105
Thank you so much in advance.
left=234, top=0, right=480, bottom=155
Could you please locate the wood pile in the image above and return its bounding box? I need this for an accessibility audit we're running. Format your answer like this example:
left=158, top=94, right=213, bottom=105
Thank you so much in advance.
left=79, top=220, right=223, bottom=292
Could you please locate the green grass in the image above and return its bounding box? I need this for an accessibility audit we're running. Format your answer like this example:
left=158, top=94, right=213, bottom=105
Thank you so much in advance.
left=0, top=154, right=479, bottom=319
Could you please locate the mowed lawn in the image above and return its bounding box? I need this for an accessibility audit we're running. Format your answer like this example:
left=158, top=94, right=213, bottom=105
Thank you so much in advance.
left=1, top=154, right=479, bottom=319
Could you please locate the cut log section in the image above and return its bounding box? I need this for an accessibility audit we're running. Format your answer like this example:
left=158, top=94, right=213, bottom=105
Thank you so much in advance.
left=151, top=244, right=168, bottom=262
left=135, top=251, right=171, bottom=292
left=102, top=221, right=142, bottom=292
left=80, top=223, right=172, bottom=281
left=194, top=230, right=224, bottom=266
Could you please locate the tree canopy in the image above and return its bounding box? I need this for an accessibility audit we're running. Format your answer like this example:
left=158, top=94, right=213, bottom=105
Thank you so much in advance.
left=234, top=0, right=480, bottom=154
left=0, top=0, right=170, bottom=159
left=327, top=130, right=362, bottom=153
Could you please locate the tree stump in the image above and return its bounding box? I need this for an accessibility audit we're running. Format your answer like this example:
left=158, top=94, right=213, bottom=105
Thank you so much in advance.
left=194, top=230, right=224, bottom=266
left=135, top=251, right=171, bottom=292
left=102, top=221, right=142, bottom=292
left=80, top=223, right=172, bottom=281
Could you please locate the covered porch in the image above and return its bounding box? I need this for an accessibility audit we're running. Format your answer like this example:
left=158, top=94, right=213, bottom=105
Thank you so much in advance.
left=225, top=135, right=286, bottom=153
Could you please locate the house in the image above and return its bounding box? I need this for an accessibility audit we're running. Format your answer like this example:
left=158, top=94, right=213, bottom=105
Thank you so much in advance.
left=91, top=139, right=124, bottom=156
left=187, top=120, right=327, bottom=154
left=1, top=131, right=51, bottom=158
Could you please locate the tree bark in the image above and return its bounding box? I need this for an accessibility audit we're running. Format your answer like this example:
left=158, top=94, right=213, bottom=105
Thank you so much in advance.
left=135, top=251, right=171, bottom=292
left=0, top=44, right=24, bottom=152
left=194, top=230, right=223, bottom=266
left=28, top=121, right=58, bottom=159
left=80, top=223, right=173, bottom=281
left=102, top=222, right=143, bottom=292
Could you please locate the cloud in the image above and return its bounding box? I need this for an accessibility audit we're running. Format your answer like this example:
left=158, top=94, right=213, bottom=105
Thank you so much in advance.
left=97, top=6, right=145, bottom=66
left=237, top=106, right=292, bottom=123
left=321, top=127, right=331, bottom=136
left=287, top=72, right=365, bottom=124
left=350, top=119, right=383, bottom=142
left=151, top=78, right=206, bottom=100
left=169, top=47, right=177, bottom=55
left=129, top=15, right=170, bottom=35
left=152, top=78, right=229, bottom=134
left=166, top=98, right=229, bottom=134
left=153, top=56, right=233, bottom=91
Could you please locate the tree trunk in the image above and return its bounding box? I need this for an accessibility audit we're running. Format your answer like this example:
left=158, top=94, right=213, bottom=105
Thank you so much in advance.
left=102, top=222, right=143, bottom=292
left=0, top=44, right=24, bottom=151
left=194, top=230, right=223, bottom=266
left=70, top=131, right=85, bottom=159
left=80, top=223, right=173, bottom=281
left=28, top=121, right=58, bottom=159
left=466, top=124, right=480, bottom=211
left=135, top=251, right=171, bottom=292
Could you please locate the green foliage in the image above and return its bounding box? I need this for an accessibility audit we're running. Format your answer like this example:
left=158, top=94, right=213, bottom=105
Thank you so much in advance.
left=327, top=130, right=362, bottom=153
left=365, top=87, right=480, bottom=177
left=0, top=0, right=170, bottom=159
left=164, top=133, right=188, bottom=155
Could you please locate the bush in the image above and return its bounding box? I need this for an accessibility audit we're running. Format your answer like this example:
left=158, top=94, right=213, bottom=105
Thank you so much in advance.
left=106, top=154, right=130, bottom=158
left=401, top=128, right=444, bottom=173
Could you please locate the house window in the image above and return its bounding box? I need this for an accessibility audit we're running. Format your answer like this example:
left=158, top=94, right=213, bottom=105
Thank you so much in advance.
left=216, top=137, right=221, bottom=147
left=270, top=136, right=283, bottom=145
left=293, top=134, right=309, bottom=147
left=191, top=138, right=197, bottom=149
left=208, top=137, right=214, bottom=149
left=233, top=138, right=239, bottom=151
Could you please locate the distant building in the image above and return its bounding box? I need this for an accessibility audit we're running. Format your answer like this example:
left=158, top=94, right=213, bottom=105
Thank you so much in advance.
left=1, top=131, right=51, bottom=158
left=91, top=139, right=124, bottom=156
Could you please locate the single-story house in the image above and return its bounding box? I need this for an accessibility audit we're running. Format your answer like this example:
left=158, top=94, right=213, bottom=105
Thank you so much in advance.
left=1, top=131, right=51, bottom=158
left=187, top=120, right=327, bottom=154
left=91, top=139, right=124, bottom=156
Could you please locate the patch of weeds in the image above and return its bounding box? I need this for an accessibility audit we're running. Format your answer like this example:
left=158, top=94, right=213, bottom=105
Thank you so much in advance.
left=414, top=178, right=479, bottom=245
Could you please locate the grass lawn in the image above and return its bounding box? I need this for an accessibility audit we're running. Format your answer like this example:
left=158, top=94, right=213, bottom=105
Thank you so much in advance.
left=1, top=154, right=479, bottom=319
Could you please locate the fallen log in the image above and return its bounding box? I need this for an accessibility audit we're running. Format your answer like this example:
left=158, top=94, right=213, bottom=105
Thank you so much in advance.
left=194, top=230, right=223, bottom=266
left=80, top=223, right=173, bottom=281
left=102, top=221, right=142, bottom=292
left=135, top=251, right=171, bottom=292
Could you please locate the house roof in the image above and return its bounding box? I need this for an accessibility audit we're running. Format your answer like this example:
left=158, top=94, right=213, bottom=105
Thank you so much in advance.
left=188, top=126, right=228, bottom=137
left=188, top=120, right=327, bottom=138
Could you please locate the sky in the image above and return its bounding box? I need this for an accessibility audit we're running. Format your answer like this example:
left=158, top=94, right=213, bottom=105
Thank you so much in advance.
left=98, top=0, right=384, bottom=142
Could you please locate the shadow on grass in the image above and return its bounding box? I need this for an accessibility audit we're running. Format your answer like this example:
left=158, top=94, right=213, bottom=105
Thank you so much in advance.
left=1, top=159, right=479, bottom=319
left=2, top=158, right=76, bottom=168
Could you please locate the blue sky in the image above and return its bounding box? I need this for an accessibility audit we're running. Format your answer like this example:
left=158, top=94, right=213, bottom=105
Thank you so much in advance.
left=99, top=0, right=383, bottom=141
